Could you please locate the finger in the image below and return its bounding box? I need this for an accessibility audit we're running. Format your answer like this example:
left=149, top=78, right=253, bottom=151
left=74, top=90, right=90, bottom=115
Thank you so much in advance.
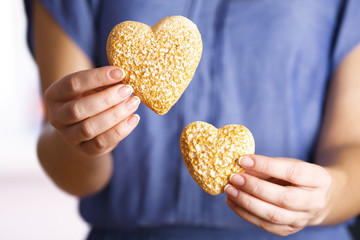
left=242, top=169, right=272, bottom=181
left=238, top=155, right=328, bottom=187
left=65, top=96, right=140, bottom=144
left=79, top=114, right=140, bottom=157
left=230, top=173, right=312, bottom=211
left=224, top=184, right=308, bottom=227
left=59, top=84, right=133, bottom=124
left=48, top=66, right=125, bottom=101
left=225, top=198, right=303, bottom=236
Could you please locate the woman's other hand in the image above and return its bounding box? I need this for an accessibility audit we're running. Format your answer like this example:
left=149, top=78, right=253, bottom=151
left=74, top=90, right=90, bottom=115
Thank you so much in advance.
left=225, top=155, right=332, bottom=236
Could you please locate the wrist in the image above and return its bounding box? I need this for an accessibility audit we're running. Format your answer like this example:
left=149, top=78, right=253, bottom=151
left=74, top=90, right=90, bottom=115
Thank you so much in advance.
left=314, top=166, right=348, bottom=226
left=38, top=122, right=114, bottom=197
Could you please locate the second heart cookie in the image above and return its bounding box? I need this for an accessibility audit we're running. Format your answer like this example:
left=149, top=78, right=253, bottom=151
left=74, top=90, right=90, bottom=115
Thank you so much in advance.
left=180, top=121, right=255, bottom=195
left=107, top=16, right=203, bottom=115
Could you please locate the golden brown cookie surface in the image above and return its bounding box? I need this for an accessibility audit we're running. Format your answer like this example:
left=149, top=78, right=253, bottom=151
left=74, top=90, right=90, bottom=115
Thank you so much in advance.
left=180, top=121, right=255, bottom=195
left=106, top=16, right=202, bottom=115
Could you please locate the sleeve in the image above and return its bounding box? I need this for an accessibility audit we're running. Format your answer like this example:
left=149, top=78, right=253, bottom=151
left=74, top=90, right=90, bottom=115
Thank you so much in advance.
left=332, top=0, right=360, bottom=73
left=24, top=0, right=99, bottom=61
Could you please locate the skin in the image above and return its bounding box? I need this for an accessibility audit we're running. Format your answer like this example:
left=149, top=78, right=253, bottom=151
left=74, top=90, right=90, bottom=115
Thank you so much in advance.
left=34, top=1, right=140, bottom=197
left=34, top=1, right=360, bottom=236
left=225, top=43, right=360, bottom=236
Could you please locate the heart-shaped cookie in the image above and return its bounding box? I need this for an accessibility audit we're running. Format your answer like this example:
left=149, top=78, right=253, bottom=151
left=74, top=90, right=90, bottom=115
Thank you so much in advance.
left=107, top=16, right=203, bottom=115
left=180, top=121, right=255, bottom=195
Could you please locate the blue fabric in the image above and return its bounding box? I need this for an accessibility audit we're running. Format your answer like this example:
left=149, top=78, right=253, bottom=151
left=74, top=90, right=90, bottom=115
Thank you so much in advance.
left=25, top=0, right=360, bottom=239
left=87, top=225, right=353, bottom=240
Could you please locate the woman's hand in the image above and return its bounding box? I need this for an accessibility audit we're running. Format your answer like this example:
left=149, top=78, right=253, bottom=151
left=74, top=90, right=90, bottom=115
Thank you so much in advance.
left=224, top=155, right=332, bottom=236
left=45, top=66, right=140, bottom=157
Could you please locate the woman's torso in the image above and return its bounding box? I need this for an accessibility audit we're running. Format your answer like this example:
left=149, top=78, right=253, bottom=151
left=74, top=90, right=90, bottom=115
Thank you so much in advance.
left=75, top=0, right=352, bottom=239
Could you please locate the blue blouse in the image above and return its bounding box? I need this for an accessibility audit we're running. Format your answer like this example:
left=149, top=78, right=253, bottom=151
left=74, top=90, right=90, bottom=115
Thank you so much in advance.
left=26, top=0, right=360, bottom=239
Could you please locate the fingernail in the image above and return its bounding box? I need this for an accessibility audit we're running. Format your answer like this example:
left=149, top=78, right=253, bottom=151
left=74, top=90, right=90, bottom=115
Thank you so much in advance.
left=126, top=96, right=140, bottom=110
left=230, top=173, right=245, bottom=186
left=224, top=184, right=238, bottom=198
left=119, top=85, right=133, bottom=98
left=239, top=156, right=254, bottom=168
left=109, top=68, right=124, bottom=80
left=127, top=114, right=140, bottom=126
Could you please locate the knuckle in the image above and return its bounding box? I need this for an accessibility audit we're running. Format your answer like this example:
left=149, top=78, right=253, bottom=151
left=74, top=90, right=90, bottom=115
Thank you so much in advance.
left=268, top=210, right=283, bottom=224
left=44, top=88, right=52, bottom=103
left=80, top=120, right=95, bottom=139
left=48, top=114, right=59, bottom=128
left=286, top=163, right=301, bottom=183
left=48, top=110, right=63, bottom=129
left=259, top=158, right=271, bottom=173
left=252, top=181, right=262, bottom=196
left=66, top=74, right=80, bottom=93
left=279, top=190, right=296, bottom=208
left=102, top=93, right=113, bottom=107
left=113, top=124, right=127, bottom=140
left=94, top=135, right=107, bottom=151
left=243, top=196, right=253, bottom=211
left=112, top=108, right=124, bottom=123
left=69, top=102, right=83, bottom=121
left=258, top=221, right=274, bottom=233
left=292, top=219, right=307, bottom=229
left=95, top=70, right=104, bottom=86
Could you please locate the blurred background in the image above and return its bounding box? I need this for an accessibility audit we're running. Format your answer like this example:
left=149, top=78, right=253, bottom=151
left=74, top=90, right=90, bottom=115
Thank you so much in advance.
left=0, top=1, right=88, bottom=239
